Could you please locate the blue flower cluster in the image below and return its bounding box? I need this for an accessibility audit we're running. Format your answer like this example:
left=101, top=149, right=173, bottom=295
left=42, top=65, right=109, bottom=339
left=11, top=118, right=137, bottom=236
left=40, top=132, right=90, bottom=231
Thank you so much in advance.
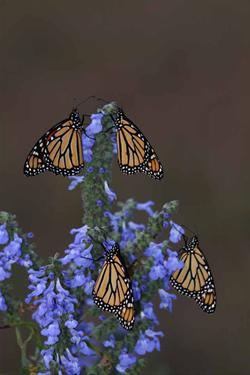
left=82, top=113, right=103, bottom=163
left=60, top=225, right=95, bottom=298
left=26, top=266, right=94, bottom=374
left=0, top=225, right=33, bottom=311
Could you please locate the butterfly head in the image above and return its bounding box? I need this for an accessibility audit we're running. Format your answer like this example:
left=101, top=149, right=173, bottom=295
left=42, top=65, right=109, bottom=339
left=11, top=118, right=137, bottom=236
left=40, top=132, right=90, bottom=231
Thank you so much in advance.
left=70, top=109, right=82, bottom=125
left=186, top=235, right=199, bottom=251
left=105, top=243, right=120, bottom=262
left=112, top=107, right=124, bottom=123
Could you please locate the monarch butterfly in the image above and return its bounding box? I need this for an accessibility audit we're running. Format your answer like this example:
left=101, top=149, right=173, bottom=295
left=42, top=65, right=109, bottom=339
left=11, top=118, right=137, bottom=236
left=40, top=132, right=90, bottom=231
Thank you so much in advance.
left=92, top=242, right=135, bottom=330
left=23, top=109, right=85, bottom=176
left=110, top=108, right=164, bottom=180
left=170, top=235, right=216, bottom=313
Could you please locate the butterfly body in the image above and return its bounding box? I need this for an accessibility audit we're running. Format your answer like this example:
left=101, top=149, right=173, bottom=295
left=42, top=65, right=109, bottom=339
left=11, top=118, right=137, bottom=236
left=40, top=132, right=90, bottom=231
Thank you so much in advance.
left=170, top=236, right=216, bottom=313
left=24, top=109, right=85, bottom=177
left=92, top=243, right=135, bottom=330
left=111, top=109, right=164, bottom=180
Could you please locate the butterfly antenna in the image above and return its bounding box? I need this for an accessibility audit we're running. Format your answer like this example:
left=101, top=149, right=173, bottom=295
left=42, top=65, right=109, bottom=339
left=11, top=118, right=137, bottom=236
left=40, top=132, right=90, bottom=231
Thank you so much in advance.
left=96, top=97, right=120, bottom=115
left=81, top=255, right=104, bottom=262
left=95, top=97, right=111, bottom=105
left=178, top=224, right=197, bottom=237
left=93, top=227, right=117, bottom=253
left=88, top=233, right=107, bottom=252
left=75, top=95, right=96, bottom=108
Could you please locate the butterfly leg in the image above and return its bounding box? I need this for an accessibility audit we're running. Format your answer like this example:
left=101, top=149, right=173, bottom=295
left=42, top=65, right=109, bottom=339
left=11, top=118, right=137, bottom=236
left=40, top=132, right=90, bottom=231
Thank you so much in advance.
left=104, top=126, right=115, bottom=133
left=82, top=129, right=95, bottom=140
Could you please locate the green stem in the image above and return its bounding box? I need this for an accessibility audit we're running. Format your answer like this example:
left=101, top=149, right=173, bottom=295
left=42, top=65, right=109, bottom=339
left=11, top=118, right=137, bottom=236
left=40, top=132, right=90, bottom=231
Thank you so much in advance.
left=15, top=327, right=31, bottom=368
left=81, top=103, right=117, bottom=232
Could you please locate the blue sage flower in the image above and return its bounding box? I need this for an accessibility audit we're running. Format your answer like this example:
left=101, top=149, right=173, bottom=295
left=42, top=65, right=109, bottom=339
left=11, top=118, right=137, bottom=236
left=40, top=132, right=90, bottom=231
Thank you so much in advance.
left=104, top=181, right=117, bottom=203
left=116, top=349, right=137, bottom=373
left=68, top=176, right=85, bottom=191
left=83, top=148, right=93, bottom=163
left=0, top=224, right=9, bottom=245
left=3, top=233, right=22, bottom=259
left=0, top=233, right=23, bottom=281
left=61, top=243, right=94, bottom=269
left=159, top=289, right=177, bottom=312
left=145, top=329, right=163, bottom=351
left=140, top=302, right=159, bottom=324
left=96, top=199, right=103, bottom=207
left=136, top=201, right=155, bottom=217
left=69, top=225, right=89, bottom=246
left=103, top=335, right=116, bottom=349
left=87, top=166, right=94, bottom=173
left=0, top=290, right=7, bottom=311
left=85, top=113, right=103, bottom=136
left=27, top=232, right=34, bottom=239
left=163, top=213, right=170, bottom=229
left=135, top=333, right=155, bottom=355
left=132, top=280, right=141, bottom=301
left=82, top=113, right=103, bottom=164
left=18, top=253, right=32, bottom=268
left=135, top=329, right=163, bottom=355
left=41, top=321, right=61, bottom=345
left=99, top=167, right=106, bottom=174
left=149, top=263, right=166, bottom=280
left=40, top=348, right=54, bottom=369
left=83, top=276, right=95, bottom=295
left=59, top=349, right=81, bottom=375
left=144, top=242, right=164, bottom=263
left=164, top=249, right=184, bottom=275
left=128, top=221, right=145, bottom=231
left=111, top=132, right=117, bottom=154
left=120, top=222, right=137, bottom=249
left=65, top=317, right=78, bottom=329
left=169, top=222, right=184, bottom=243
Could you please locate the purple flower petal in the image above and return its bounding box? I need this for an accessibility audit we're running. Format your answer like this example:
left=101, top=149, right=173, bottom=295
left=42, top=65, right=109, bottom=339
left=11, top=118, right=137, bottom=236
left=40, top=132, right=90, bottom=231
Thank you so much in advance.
left=68, top=176, right=85, bottom=191
left=116, top=349, right=136, bottom=373
left=159, top=289, right=177, bottom=312
left=104, top=181, right=117, bottom=203
left=136, top=201, right=155, bottom=216
left=0, top=224, right=9, bottom=245
left=169, top=222, right=184, bottom=243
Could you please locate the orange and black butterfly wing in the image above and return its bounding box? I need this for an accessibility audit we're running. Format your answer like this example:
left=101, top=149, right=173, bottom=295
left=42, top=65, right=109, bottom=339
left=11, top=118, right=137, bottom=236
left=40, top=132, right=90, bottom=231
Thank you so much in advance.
left=92, top=243, right=135, bottom=329
left=170, top=236, right=216, bottom=313
left=92, top=244, right=133, bottom=312
left=43, top=110, right=84, bottom=176
left=115, top=294, right=135, bottom=330
left=112, top=109, right=163, bottom=180
left=24, top=137, right=48, bottom=176
left=24, top=110, right=84, bottom=177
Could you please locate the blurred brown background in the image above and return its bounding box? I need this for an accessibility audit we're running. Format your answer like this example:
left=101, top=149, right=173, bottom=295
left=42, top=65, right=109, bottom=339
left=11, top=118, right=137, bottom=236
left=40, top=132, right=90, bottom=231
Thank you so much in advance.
left=0, top=1, right=249, bottom=374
